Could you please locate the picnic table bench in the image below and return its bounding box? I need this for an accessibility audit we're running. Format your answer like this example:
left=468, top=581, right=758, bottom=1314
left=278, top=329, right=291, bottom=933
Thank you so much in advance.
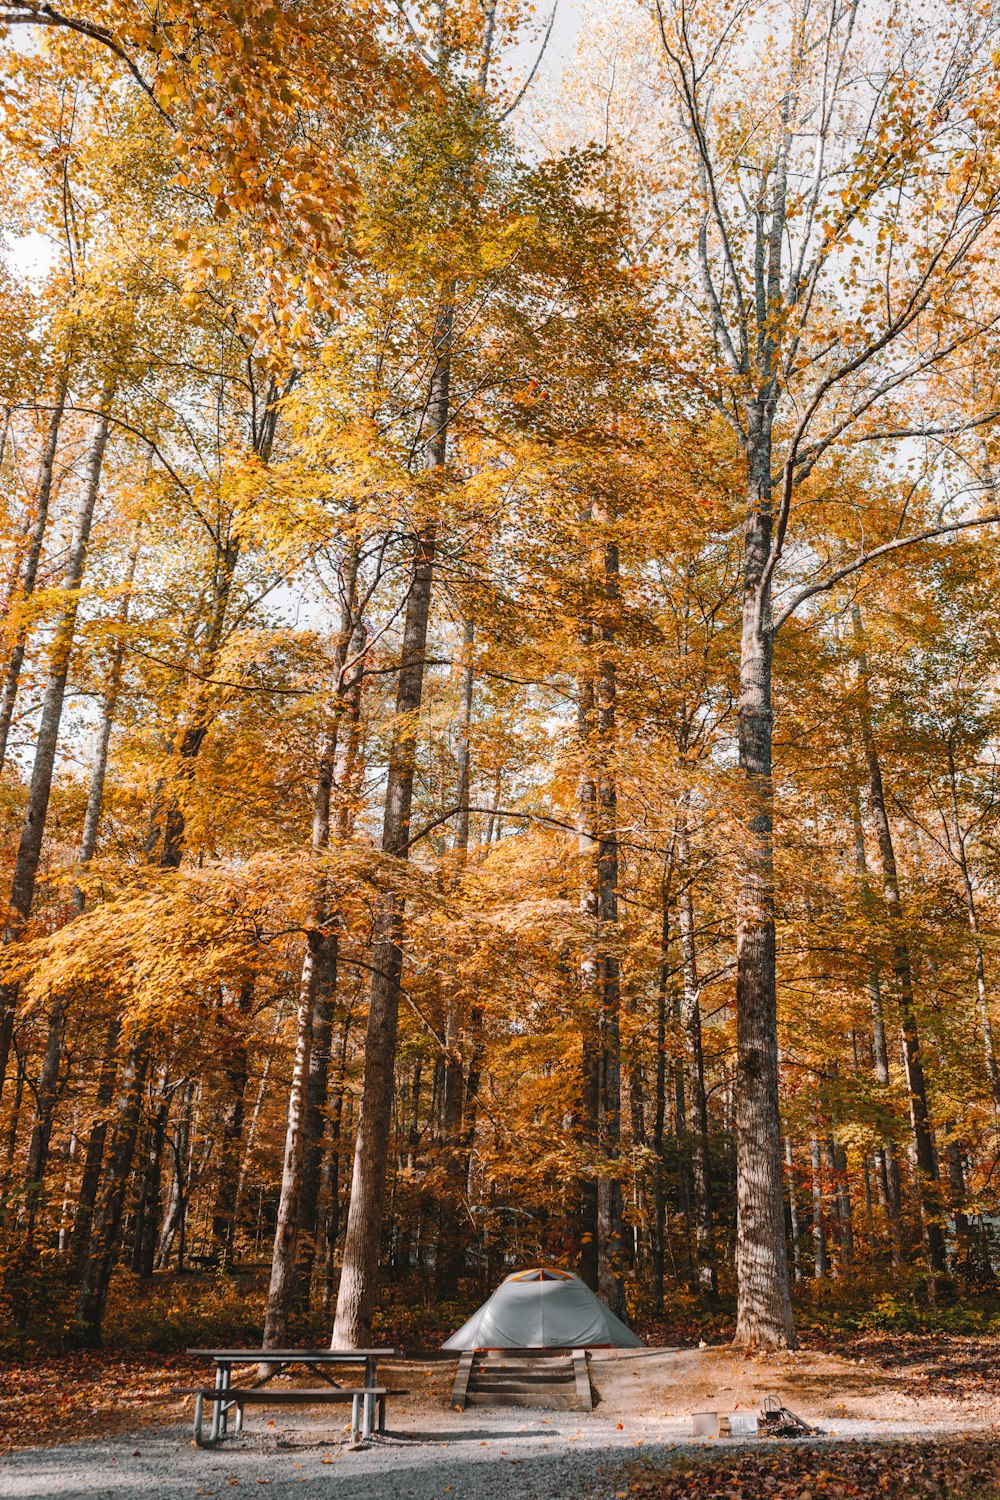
left=177, top=1348, right=402, bottom=1447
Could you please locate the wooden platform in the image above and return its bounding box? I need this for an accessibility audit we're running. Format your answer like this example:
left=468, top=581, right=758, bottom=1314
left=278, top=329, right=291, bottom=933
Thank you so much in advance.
left=451, top=1349, right=593, bottom=1411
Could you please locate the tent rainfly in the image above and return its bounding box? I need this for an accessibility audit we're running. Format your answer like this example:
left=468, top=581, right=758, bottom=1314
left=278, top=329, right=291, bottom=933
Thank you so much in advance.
left=441, top=1268, right=645, bottom=1350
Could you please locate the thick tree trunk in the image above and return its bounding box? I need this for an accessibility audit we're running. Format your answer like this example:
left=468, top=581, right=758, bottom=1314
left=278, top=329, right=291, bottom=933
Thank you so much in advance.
left=331, top=304, right=449, bottom=1347
left=0, top=390, right=114, bottom=1100
left=852, top=605, right=947, bottom=1278
left=732, top=410, right=796, bottom=1348
left=0, top=371, right=69, bottom=776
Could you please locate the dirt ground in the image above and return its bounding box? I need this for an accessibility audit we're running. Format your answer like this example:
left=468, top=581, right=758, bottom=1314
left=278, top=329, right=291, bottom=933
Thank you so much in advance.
left=588, top=1339, right=999, bottom=1430
left=3, top=1335, right=997, bottom=1455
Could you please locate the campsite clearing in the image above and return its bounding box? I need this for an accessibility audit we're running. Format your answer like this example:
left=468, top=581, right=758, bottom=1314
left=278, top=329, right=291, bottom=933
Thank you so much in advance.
left=3, top=1340, right=998, bottom=1498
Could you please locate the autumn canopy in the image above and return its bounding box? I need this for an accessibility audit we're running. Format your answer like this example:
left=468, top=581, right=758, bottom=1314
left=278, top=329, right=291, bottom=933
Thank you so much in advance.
left=1, top=0, right=1000, bottom=1364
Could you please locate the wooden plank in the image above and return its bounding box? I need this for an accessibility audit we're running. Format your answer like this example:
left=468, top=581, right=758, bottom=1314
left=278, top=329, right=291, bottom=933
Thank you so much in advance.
left=572, top=1350, right=593, bottom=1412
left=451, top=1351, right=475, bottom=1411
left=177, top=1387, right=386, bottom=1405
left=187, top=1349, right=398, bottom=1359
left=471, top=1374, right=575, bottom=1389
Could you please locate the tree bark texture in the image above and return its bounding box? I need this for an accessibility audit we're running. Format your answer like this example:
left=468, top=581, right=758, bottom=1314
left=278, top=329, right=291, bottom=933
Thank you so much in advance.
left=732, top=408, right=796, bottom=1347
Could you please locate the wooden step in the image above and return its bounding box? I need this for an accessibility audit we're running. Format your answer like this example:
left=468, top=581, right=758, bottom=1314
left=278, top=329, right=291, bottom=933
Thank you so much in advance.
left=465, top=1389, right=580, bottom=1409
left=451, top=1349, right=593, bottom=1412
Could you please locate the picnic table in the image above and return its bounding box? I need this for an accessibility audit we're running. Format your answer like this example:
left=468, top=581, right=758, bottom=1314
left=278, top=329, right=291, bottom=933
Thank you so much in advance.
left=182, top=1348, right=401, bottom=1447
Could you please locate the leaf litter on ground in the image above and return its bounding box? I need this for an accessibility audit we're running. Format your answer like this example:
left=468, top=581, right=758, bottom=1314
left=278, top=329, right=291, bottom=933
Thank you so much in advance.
left=627, top=1438, right=1000, bottom=1500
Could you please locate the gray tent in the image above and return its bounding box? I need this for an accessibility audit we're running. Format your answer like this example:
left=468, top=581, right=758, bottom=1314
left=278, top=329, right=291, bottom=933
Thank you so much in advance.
left=442, top=1268, right=645, bottom=1350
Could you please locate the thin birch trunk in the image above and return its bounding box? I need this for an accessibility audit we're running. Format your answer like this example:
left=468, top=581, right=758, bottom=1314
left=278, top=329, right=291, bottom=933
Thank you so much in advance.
left=784, top=1138, right=802, bottom=1284
left=810, top=1136, right=827, bottom=1278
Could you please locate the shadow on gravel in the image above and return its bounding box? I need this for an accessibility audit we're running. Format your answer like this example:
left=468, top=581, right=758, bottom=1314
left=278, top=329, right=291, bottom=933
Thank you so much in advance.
left=382, top=1427, right=552, bottom=1443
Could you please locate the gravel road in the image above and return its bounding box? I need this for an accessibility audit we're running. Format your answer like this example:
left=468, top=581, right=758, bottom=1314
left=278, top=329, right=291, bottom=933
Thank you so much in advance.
left=0, top=1405, right=974, bottom=1500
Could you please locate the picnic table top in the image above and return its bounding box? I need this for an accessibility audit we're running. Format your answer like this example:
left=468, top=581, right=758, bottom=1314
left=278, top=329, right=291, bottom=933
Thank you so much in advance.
left=188, top=1348, right=400, bottom=1360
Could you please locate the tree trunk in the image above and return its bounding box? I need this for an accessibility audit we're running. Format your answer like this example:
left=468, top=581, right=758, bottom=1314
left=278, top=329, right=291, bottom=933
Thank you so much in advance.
left=649, top=885, right=670, bottom=1315
left=71, top=1034, right=150, bottom=1345
left=437, top=617, right=475, bottom=1299
left=784, top=1138, right=802, bottom=1284
left=810, top=1136, right=827, bottom=1279
left=156, top=1081, right=194, bottom=1270
left=68, top=1015, right=121, bottom=1272
left=265, top=543, right=360, bottom=1343
left=849, top=793, right=902, bottom=1256
left=0, top=370, right=69, bottom=776
left=132, top=1095, right=169, bottom=1278
left=318, top=1004, right=353, bottom=1314
left=0, top=387, right=114, bottom=1100
left=294, top=937, right=338, bottom=1310
left=210, top=982, right=254, bottom=1267
left=851, top=604, right=947, bottom=1279
left=332, top=305, right=450, bottom=1347
left=595, top=528, right=626, bottom=1318
left=945, top=748, right=1000, bottom=1114
left=262, top=941, right=320, bottom=1345
left=732, top=406, right=796, bottom=1347
left=677, top=824, right=716, bottom=1294
left=22, top=538, right=138, bottom=1220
